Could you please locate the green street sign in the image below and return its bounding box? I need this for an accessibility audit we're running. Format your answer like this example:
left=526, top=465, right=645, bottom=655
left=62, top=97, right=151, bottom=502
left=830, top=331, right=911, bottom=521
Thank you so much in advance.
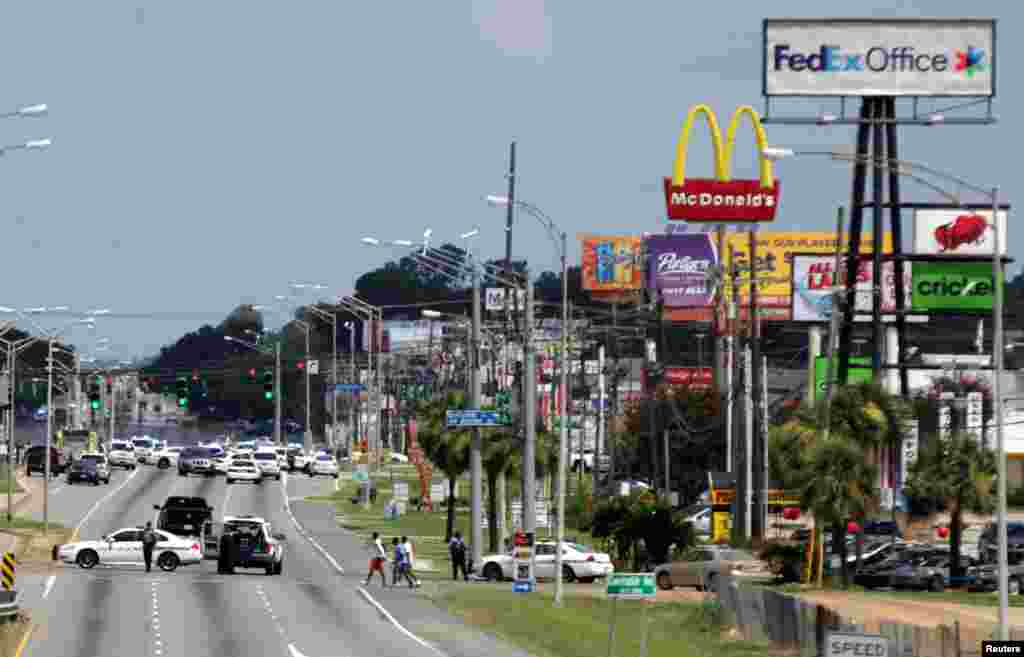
left=606, top=573, right=656, bottom=599
left=813, top=356, right=872, bottom=401
left=911, top=261, right=997, bottom=312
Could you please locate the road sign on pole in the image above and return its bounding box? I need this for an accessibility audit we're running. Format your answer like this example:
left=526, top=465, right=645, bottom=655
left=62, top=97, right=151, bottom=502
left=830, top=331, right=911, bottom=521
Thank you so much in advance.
left=446, top=410, right=506, bottom=427
left=606, top=573, right=656, bottom=599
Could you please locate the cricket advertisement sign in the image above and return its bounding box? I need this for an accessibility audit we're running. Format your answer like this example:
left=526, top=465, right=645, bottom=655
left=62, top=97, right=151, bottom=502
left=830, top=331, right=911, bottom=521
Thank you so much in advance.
left=913, top=209, right=1007, bottom=256
left=645, top=234, right=718, bottom=307
left=911, top=261, right=997, bottom=312
left=764, top=19, right=996, bottom=97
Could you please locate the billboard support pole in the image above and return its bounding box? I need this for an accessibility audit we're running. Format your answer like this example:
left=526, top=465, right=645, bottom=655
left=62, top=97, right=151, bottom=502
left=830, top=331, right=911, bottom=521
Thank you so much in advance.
left=822, top=206, right=846, bottom=437
left=838, top=99, right=874, bottom=386
left=715, top=226, right=727, bottom=394
left=885, top=97, right=909, bottom=396
left=871, top=98, right=886, bottom=380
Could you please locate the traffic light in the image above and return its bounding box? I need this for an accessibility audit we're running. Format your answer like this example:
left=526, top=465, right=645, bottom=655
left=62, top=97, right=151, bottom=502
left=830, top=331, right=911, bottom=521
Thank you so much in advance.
left=263, top=370, right=274, bottom=400
left=88, top=383, right=100, bottom=410
left=106, top=376, right=113, bottom=395
left=297, top=360, right=305, bottom=372
left=176, top=376, right=189, bottom=407
left=246, top=368, right=257, bottom=384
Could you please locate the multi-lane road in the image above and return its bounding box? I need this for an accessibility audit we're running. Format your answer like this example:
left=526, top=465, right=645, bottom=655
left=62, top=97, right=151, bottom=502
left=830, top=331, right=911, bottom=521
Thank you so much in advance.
left=10, top=422, right=444, bottom=657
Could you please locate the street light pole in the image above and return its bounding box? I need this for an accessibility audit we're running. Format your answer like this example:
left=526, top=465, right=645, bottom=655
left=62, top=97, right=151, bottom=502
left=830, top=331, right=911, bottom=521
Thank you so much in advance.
left=275, top=340, right=283, bottom=446
left=470, top=256, right=484, bottom=572
left=992, top=185, right=1008, bottom=640
left=554, top=230, right=568, bottom=606
left=523, top=265, right=537, bottom=558
left=44, top=339, right=53, bottom=533
left=305, top=326, right=312, bottom=453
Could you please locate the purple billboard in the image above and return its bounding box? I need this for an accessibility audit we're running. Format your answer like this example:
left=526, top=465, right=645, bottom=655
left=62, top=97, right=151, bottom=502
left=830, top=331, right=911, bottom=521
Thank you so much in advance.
left=645, top=234, right=718, bottom=307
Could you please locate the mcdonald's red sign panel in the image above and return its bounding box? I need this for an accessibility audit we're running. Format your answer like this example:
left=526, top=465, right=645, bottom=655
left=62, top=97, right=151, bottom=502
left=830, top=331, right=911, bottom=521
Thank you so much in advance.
left=665, top=105, right=780, bottom=223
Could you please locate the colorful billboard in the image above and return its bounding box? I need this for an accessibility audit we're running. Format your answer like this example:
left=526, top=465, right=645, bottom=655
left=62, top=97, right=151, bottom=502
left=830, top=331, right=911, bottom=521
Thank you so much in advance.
left=645, top=234, right=718, bottom=307
left=812, top=356, right=872, bottom=401
left=913, top=209, right=1007, bottom=256
left=580, top=235, right=643, bottom=292
left=764, top=19, right=996, bottom=97
left=911, top=261, right=997, bottom=312
left=791, top=254, right=912, bottom=322
left=664, top=105, right=779, bottom=223
left=723, top=231, right=892, bottom=319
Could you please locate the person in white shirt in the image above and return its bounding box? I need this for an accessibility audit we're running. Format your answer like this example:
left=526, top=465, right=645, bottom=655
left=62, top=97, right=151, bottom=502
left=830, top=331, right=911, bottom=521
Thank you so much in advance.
left=364, top=532, right=388, bottom=587
left=401, top=535, right=421, bottom=588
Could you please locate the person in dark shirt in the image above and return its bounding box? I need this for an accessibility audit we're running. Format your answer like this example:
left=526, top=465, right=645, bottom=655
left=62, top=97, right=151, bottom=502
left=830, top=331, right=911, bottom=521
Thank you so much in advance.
left=141, top=522, right=157, bottom=573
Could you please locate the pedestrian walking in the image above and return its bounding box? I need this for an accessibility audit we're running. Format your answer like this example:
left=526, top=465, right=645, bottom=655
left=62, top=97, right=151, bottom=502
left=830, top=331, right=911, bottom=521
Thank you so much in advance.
left=402, top=536, right=421, bottom=588
left=141, top=521, right=157, bottom=573
left=218, top=529, right=237, bottom=575
left=364, top=531, right=388, bottom=587
left=449, top=531, right=469, bottom=582
left=392, top=537, right=416, bottom=588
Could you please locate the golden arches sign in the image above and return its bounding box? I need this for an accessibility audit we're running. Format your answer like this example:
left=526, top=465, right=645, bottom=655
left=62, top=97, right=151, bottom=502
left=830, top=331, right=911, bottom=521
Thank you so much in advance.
left=664, top=104, right=780, bottom=223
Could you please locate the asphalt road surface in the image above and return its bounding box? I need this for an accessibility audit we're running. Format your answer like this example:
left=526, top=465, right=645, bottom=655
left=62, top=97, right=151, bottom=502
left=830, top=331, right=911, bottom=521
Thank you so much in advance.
left=17, top=426, right=446, bottom=657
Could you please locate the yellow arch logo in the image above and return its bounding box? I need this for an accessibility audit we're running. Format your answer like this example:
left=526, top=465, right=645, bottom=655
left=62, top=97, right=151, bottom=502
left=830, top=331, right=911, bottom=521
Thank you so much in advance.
left=664, top=104, right=780, bottom=223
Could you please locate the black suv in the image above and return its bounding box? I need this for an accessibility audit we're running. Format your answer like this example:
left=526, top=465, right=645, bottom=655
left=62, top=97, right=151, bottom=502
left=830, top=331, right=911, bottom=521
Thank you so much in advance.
left=154, top=496, right=213, bottom=537
left=25, top=445, right=67, bottom=476
left=978, top=521, right=1024, bottom=560
left=178, top=447, right=215, bottom=477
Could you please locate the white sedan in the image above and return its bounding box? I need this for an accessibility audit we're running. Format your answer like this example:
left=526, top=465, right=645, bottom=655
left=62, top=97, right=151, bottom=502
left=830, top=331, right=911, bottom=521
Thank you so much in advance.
left=57, top=527, right=202, bottom=571
left=309, top=453, right=339, bottom=478
left=155, top=446, right=184, bottom=470
left=478, top=541, right=614, bottom=583
left=226, top=460, right=263, bottom=484
left=211, top=456, right=229, bottom=474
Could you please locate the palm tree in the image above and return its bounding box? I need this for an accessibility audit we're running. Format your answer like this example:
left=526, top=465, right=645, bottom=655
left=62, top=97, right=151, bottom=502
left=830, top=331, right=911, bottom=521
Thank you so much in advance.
left=416, top=391, right=472, bottom=542
left=904, top=430, right=996, bottom=581
left=770, top=382, right=909, bottom=586
left=483, top=430, right=519, bottom=552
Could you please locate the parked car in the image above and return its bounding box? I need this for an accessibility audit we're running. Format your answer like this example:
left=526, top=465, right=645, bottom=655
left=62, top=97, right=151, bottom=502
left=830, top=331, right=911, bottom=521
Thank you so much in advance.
left=107, top=441, right=137, bottom=470
left=178, top=447, right=216, bottom=477
left=202, top=515, right=286, bottom=575
left=57, top=526, right=201, bottom=571
left=862, top=519, right=900, bottom=536
left=155, top=446, right=184, bottom=470
left=653, top=546, right=774, bottom=593
left=154, top=496, right=213, bottom=538
left=78, top=453, right=112, bottom=484
left=855, top=545, right=946, bottom=588
left=478, top=541, right=614, bottom=583
left=66, top=460, right=103, bottom=485
left=978, top=521, right=1024, bottom=561
left=969, top=548, right=1024, bottom=593
left=25, top=445, right=67, bottom=477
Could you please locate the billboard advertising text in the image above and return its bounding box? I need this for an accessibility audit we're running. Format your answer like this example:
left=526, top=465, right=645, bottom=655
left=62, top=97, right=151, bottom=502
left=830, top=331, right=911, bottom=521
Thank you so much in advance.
left=913, top=209, right=1008, bottom=256
left=813, top=356, right=872, bottom=401
left=764, top=19, right=995, bottom=97
left=580, top=235, right=643, bottom=291
left=645, top=234, right=718, bottom=307
left=791, top=254, right=912, bottom=322
left=723, top=231, right=892, bottom=316
left=664, top=105, right=779, bottom=223
left=911, top=261, right=997, bottom=312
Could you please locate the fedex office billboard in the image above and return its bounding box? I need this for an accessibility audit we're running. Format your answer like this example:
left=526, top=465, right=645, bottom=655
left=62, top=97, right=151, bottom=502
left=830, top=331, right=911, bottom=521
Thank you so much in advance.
left=764, top=19, right=995, bottom=97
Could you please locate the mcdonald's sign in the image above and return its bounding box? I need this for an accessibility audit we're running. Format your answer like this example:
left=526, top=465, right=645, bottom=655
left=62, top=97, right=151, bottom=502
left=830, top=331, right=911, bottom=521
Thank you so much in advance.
left=664, top=105, right=780, bottom=223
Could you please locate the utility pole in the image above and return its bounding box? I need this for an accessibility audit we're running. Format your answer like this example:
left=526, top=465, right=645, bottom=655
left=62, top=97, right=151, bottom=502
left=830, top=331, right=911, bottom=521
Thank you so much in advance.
left=749, top=229, right=764, bottom=543
left=554, top=230, right=568, bottom=606
left=595, top=343, right=605, bottom=494
left=305, top=328, right=312, bottom=454
left=7, top=345, right=15, bottom=523
left=821, top=207, right=846, bottom=442
left=275, top=341, right=282, bottom=446
left=44, top=340, right=53, bottom=534
left=109, top=375, right=116, bottom=448
left=523, top=266, right=537, bottom=577
left=470, top=255, right=484, bottom=573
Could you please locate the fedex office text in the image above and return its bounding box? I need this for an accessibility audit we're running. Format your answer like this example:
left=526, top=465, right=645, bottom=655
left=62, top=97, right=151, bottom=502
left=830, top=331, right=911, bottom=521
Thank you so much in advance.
left=773, top=44, right=949, bottom=74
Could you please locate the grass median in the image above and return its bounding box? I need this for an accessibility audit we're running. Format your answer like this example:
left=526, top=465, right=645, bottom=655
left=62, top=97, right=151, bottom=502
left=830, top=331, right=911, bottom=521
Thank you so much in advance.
left=437, top=587, right=777, bottom=657
left=310, top=468, right=595, bottom=578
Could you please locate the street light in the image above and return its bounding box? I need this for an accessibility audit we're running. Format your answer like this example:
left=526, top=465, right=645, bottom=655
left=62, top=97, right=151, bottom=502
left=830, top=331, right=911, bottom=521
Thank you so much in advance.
left=487, top=195, right=569, bottom=605
left=767, top=144, right=1008, bottom=639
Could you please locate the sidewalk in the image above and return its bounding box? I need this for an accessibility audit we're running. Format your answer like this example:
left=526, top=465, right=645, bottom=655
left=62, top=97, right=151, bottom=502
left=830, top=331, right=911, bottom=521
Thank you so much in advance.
left=0, top=470, right=36, bottom=553
left=289, top=499, right=532, bottom=657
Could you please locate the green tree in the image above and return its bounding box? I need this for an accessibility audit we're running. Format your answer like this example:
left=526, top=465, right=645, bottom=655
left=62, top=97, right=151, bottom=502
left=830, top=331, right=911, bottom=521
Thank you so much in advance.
left=904, top=430, right=996, bottom=580
left=416, top=391, right=472, bottom=542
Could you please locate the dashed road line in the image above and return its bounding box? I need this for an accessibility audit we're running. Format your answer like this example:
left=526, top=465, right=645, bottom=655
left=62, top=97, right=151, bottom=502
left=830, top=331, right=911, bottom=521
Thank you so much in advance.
left=42, top=574, right=55, bottom=599
left=280, top=472, right=447, bottom=657
left=151, top=580, right=164, bottom=657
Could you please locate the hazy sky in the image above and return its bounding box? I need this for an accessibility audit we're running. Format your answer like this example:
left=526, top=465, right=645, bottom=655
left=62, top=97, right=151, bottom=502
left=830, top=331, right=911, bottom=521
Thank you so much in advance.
left=0, top=1, right=1016, bottom=361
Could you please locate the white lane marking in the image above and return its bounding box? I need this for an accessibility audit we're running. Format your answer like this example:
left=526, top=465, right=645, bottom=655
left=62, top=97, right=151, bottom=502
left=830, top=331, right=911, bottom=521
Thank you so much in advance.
left=221, top=479, right=234, bottom=518
left=281, top=472, right=446, bottom=657
left=71, top=467, right=140, bottom=542
left=287, top=644, right=308, bottom=657
left=357, top=587, right=446, bottom=657
left=42, top=575, right=55, bottom=599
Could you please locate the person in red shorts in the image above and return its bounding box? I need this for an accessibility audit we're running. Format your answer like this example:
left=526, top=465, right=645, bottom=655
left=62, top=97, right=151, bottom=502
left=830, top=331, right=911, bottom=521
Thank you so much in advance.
left=364, top=531, right=388, bottom=587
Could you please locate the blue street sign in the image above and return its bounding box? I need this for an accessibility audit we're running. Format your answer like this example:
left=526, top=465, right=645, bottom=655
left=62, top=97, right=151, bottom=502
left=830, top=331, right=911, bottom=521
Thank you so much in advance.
left=335, top=384, right=366, bottom=393
left=446, top=410, right=505, bottom=428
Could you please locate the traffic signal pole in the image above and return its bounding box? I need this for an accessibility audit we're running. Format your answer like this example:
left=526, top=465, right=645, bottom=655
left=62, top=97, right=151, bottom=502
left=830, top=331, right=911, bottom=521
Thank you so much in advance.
left=275, top=341, right=282, bottom=446
left=44, top=339, right=52, bottom=534
left=470, top=255, right=483, bottom=573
